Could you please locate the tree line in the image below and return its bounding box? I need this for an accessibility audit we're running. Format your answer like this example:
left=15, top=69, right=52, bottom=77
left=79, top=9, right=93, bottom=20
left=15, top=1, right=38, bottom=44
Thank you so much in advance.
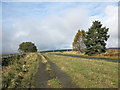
left=18, top=20, right=110, bottom=56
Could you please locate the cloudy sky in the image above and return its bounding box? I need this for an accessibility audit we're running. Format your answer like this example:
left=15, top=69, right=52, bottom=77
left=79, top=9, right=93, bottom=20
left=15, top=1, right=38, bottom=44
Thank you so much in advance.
left=1, top=1, right=119, bottom=54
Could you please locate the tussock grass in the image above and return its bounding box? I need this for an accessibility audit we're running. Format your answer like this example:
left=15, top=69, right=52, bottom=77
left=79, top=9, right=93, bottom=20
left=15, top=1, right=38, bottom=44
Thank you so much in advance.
left=47, top=78, right=62, bottom=88
left=2, top=53, right=40, bottom=88
left=44, top=53, right=118, bottom=88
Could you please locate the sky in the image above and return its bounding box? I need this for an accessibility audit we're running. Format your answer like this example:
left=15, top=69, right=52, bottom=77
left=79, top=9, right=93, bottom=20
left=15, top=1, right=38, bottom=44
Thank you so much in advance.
left=1, top=1, right=119, bottom=54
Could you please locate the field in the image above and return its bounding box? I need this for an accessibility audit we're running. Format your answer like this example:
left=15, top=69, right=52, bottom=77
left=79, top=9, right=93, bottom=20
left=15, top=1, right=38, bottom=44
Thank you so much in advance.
left=1, top=50, right=119, bottom=88
left=42, top=53, right=118, bottom=88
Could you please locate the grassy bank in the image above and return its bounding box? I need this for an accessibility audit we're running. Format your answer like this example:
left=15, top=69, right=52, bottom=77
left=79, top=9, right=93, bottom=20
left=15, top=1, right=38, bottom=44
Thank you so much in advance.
left=43, top=53, right=118, bottom=88
left=2, top=53, right=40, bottom=88
left=51, top=51, right=119, bottom=60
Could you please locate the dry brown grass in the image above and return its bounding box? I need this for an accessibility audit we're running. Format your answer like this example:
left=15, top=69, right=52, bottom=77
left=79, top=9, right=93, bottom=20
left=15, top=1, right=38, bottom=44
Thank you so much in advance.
left=58, top=49, right=120, bottom=60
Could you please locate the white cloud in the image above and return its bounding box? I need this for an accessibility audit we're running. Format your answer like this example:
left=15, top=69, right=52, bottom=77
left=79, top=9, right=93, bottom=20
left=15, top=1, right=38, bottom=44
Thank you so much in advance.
left=103, top=5, right=118, bottom=48
left=2, top=7, right=90, bottom=54
left=89, top=5, right=118, bottom=48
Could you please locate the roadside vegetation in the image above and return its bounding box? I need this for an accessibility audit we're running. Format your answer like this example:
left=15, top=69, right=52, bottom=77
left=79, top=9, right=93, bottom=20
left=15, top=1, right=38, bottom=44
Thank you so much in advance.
left=43, top=53, right=118, bottom=88
left=2, top=53, right=40, bottom=88
left=2, top=52, right=119, bottom=88
left=52, top=48, right=120, bottom=60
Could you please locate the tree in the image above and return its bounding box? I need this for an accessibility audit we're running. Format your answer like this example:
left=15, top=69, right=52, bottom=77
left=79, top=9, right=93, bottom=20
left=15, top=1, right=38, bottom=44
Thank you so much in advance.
left=18, top=42, right=37, bottom=53
left=84, top=20, right=110, bottom=56
left=72, top=29, right=86, bottom=52
left=80, top=30, right=86, bottom=52
left=72, top=30, right=80, bottom=51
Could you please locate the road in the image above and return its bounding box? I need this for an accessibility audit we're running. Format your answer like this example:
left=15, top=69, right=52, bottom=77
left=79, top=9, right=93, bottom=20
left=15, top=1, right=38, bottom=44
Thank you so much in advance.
left=56, top=54, right=120, bottom=63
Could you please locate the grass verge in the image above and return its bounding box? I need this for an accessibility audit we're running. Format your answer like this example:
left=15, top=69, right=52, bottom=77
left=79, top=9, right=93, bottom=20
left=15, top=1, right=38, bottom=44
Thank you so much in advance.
left=2, top=53, right=40, bottom=88
left=43, top=53, right=118, bottom=88
left=51, top=52, right=119, bottom=60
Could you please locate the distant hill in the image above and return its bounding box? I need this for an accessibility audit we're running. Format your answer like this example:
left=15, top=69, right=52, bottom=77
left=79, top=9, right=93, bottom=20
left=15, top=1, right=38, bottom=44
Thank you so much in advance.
left=107, top=47, right=120, bottom=49
left=40, top=47, right=120, bottom=53
left=40, top=49, right=72, bottom=53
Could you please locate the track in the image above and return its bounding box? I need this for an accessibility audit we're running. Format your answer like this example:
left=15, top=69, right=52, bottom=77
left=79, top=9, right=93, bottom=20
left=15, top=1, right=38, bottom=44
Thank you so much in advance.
left=32, top=54, right=75, bottom=88
left=32, top=59, right=50, bottom=88
left=43, top=55, right=75, bottom=88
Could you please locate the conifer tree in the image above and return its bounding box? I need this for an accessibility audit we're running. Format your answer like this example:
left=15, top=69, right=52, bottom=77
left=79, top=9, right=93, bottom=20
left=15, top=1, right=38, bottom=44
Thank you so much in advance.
left=84, top=20, right=110, bottom=56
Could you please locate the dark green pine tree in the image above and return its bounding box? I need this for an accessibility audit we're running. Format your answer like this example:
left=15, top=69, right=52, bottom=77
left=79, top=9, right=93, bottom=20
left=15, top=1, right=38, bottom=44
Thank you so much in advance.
left=84, top=20, right=110, bottom=56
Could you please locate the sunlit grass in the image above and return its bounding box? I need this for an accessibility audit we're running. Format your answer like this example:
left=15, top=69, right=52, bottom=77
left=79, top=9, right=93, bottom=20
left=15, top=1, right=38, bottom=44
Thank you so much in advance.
left=44, top=53, right=118, bottom=88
